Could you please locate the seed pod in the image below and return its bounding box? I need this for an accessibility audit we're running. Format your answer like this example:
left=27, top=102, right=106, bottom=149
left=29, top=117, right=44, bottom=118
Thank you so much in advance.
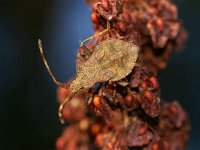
left=138, top=125, right=147, bottom=136
left=144, top=90, right=154, bottom=103
left=93, top=95, right=102, bottom=109
left=91, top=123, right=101, bottom=135
left=91, top=12, right=99, bottom=24
left=127, top=122, right=153, bottom=147
left=101, top=0, right=109, bottom=11
left=117, top=21, right=126, bottom=32
left=150, top=76, right=159, bottom=90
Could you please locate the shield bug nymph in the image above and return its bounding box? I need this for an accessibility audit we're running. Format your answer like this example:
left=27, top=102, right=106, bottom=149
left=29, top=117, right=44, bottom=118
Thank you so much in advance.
left=38, top=21, right=140, bottom=123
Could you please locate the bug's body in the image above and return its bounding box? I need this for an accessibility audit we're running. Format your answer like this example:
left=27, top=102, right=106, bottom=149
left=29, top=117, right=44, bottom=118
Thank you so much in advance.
left=38, top=24, right=140, bottom=123
left=70, top=39, right=139, bottom=93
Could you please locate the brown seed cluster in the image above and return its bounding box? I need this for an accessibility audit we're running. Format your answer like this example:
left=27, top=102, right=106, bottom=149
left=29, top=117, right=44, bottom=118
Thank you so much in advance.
left=55, top=0, right=190, bottom=149
left=56, top=89, right=190, bottom=150
left=89, top=0, right=187, bottom=70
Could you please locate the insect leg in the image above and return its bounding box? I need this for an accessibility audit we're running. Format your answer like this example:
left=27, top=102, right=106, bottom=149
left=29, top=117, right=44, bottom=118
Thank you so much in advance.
left=77, top=53, right=87, bottom=62
left=80, top=29, right=109, bottom=47
left=134, top=63, right=142, bottom=67
left=58, top=92, right=76, bottom=124
left=117, top=78, right=129, bottom=87
left=81, top=45, right=92, bottom=56
left=80, top=20, right=110, bottom=47
left=76, top=45, right=93, bottom=63
left=102, top=85, right=115, bottom=103
left=84, top=92, right=90, bottom=108
left=38, top=39, right=69, bottom=88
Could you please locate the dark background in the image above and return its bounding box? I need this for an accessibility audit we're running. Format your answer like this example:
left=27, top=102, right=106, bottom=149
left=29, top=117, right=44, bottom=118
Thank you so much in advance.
left=0, top=0, right=199, bottom=149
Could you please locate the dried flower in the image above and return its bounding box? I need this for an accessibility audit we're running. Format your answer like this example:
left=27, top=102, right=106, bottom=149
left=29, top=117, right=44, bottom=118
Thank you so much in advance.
left=91, top=0, right=188, bottom=70
left=51, top=0, right=190, bottom=149
left=158, top=102, right=190, bottom=150
left=95, top=0, right=125, bottom=20
left=127, top=122, right=153, bottom=147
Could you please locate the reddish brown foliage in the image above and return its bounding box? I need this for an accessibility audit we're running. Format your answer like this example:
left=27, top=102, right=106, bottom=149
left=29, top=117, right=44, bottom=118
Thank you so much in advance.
left=55, top=0, right=190, bottom=149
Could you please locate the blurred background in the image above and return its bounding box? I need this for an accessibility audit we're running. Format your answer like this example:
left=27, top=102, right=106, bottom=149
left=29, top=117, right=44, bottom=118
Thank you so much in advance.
left=0, top=0, right=199, bottom=149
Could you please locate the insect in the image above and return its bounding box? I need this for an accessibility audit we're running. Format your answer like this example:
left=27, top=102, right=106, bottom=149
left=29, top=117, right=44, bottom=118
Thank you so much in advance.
left=38, top=21, right=140, bottom=123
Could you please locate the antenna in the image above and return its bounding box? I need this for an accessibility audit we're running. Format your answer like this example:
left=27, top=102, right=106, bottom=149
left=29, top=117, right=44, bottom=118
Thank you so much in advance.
left=38, top=39, right=69, bottom=89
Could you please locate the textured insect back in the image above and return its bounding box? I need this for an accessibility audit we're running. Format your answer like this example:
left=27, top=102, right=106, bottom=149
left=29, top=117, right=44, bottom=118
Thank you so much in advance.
left=39, top=36, right=140, bottom=123
left=70, top=39, right=140, bottom=93
left=58, top=93, right=76, bottom=124
left=56, top=20, right=140, bottom=123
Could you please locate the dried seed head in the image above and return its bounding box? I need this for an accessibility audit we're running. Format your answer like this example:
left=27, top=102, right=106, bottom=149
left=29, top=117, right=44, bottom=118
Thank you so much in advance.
left=140, top=81, right=148, bottom=90
left=144, top=90, right=154, bottom=103
left=79, top=119, right=89, bottom=131
left=91, top=123, right=101, bottom=135
left=96, top=133, right=104, bottom=146
left=56, top=137, right=65, bottom=150
left=91, top=12, right=99, bottom=24
left=123, top=11, right=131, bottom=24
left=135, top=93, right=142, bottom=104
left=101, top=0, right=109, bottom=11
left=106, top=89, right=113, bottom=95
left=93, top=95, right=102, bottom=109
left=125, top=94, right=133, bottom=107
left=169, top=103, right=178, bottom=116
left=117, top=21, right=126, bottom=32
left=150, top=76, right=159, bottom=90
left=127, top=122, right=153, bottom=147
left=138, top=125, right=147, bottom=136
left=151, top=142, right=160, bottom=150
